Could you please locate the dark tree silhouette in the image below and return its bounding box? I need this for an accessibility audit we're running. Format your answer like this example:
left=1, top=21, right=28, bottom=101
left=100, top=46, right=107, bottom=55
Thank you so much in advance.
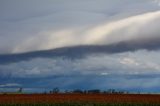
left=72, top=89, right=83, bottom=94
left=18, top=87, right=23, bottom=93
left=52, top=87, right=59, bottom=94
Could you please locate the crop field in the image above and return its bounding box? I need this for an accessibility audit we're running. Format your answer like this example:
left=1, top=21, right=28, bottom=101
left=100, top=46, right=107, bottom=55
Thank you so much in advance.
left=0, top=94, right=160, bottom=106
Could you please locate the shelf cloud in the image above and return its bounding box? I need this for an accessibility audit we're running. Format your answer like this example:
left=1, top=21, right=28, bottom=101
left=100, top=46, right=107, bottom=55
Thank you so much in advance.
left=0, top=0, right=160, bottom=54
left=1, top=0, right=160, bottom=92
left=1, top=11, right=160, bottom=54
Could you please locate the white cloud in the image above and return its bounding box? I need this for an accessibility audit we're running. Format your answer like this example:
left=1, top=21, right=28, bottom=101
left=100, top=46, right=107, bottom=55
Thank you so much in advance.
left=0, top=83, right=21, bottom=87
left=0, top=0, right=160, bottom=54
left=120, top=57, right=140, bottom=66
left=3, top=11, right=159, bottom=54
left=100, top=72, right=109, bottom=76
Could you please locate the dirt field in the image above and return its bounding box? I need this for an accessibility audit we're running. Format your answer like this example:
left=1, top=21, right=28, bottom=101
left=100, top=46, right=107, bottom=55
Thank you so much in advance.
left=0, top=94, right=160, bottom=104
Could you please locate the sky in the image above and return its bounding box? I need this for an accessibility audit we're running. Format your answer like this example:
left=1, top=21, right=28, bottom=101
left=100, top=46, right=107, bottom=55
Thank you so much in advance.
left=1, top=0, right=160, bottom=93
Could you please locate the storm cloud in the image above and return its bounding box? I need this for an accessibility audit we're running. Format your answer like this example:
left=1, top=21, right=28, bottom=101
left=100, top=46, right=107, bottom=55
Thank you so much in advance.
left=1, top=34, right=160, bottom=64
left=1, top=0, right=160, bottom=92
left=0, top=0, right=160, bottom=54
left=1, top=50, right=160, bottom=78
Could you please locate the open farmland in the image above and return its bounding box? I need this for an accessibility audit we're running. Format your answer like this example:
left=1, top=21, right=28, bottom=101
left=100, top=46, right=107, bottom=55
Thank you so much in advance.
left=0, top=94, right=160, bottom=106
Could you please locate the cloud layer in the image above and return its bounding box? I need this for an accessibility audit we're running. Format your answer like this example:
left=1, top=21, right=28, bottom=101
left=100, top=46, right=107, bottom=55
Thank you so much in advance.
left=1, top=50, right=160, bottom=78
left=0, top=0, right=160, bottom=54
left=1, top=0, right=160, bottom=92
left=1, top=11, right=160, bottom=54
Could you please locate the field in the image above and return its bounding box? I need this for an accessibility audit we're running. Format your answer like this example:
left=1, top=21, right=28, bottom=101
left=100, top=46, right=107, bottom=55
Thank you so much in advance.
left=0, top=94, right=160, bottom=106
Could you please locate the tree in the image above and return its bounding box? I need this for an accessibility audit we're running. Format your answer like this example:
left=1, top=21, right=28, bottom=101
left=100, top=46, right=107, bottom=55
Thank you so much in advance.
left=88, top=89, right=101, bottom=94
left=52, top=87, right=59, bottom=94
left=72, top=89, right=83, bottom=94
left=18, top=87, right=23, bottom=93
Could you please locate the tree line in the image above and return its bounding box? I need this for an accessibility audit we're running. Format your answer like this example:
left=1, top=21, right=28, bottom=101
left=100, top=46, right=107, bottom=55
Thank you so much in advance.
left=46, top=88, right=129, bottom=94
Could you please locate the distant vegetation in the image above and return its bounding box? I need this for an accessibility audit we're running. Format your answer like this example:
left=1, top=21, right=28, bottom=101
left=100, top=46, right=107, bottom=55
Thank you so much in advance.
left=0, top=87, right=135, bottom=94
left=47, top=88, right=129, bottom=94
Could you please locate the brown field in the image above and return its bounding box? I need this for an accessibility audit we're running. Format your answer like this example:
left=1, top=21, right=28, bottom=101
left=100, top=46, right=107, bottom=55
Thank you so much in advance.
left=0, top=94, right=160, bottom=104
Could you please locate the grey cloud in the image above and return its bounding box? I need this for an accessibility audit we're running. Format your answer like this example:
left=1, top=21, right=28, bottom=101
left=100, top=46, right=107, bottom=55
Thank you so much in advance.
left=0, top=0, right=160, bottom=54
left=1, top=10, right=160, bottom=54
left=1, top=35, right=160, bottom=64
left=0, top=49, right=160, bottom=92
left=0, top=0, right=157, bottom=21
left=1, top=50, right=160, bottom=78
left=1, top=0, right=160, bottom=92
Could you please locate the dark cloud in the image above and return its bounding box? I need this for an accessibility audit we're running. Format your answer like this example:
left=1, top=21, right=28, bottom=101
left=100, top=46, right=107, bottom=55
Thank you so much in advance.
left=1, top=0, right=160, bottom=92
left=1, top=74, right=160, bottom=92
left=0, top=36, right=160, bottom=64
